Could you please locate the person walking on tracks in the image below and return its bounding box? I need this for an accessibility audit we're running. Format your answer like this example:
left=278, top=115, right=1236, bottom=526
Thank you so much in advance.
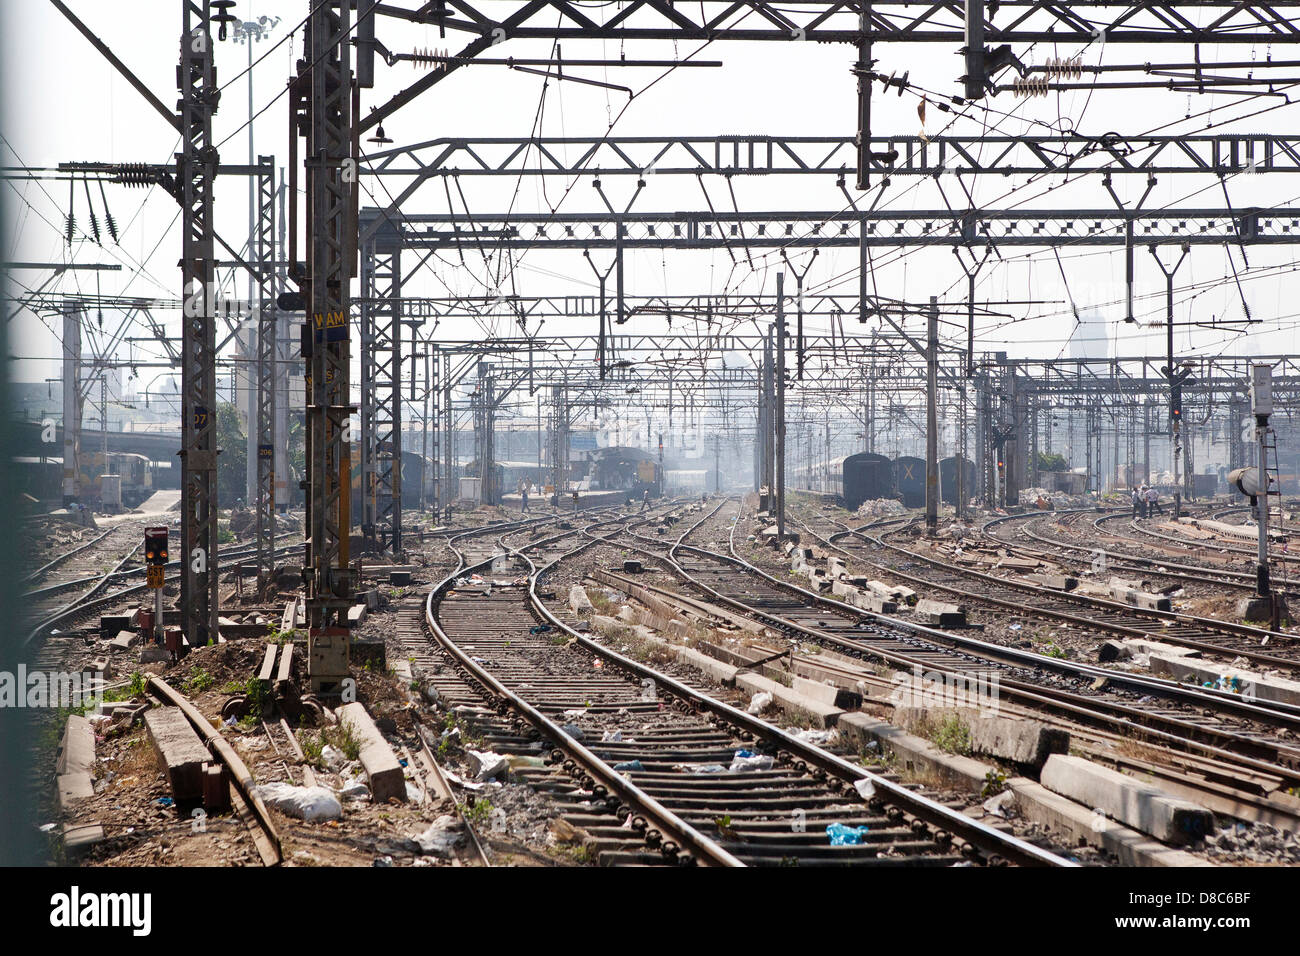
left=1145, top=485, right=1163, bottom=517
left=1131, top=486, right=1143, bottom=518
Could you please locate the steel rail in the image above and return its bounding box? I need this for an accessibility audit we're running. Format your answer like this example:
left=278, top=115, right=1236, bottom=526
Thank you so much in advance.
left=427, top=508, right=746, bottom=867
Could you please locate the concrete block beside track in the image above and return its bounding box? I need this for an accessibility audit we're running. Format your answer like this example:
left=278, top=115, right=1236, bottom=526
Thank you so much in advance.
left=914, top=599, right=967, bottom=627
left=892, top=707, right=1068, bottom=770
left=1108, top=583, right=1172, bottom=612
left=1040, top=754, right=1214, bottom=844
left=1147, top=653, right=1300, bottom=707
left=569, top=586, right=594, bottom=616
left=836, top=712, right=993, bottom=790
left=144, top=706, right=211, bottom=803
left=735, top=672, right=843, bottom=728
left=337, top=702, right=407, bottom=803
left=1007, top=778, right=1213, bottom=867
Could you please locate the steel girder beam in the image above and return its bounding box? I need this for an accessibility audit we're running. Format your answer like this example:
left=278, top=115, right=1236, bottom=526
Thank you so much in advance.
left=370, top=1, right=1300, bottom=52
left=178, top=1, right=220, bottom=650
left=364, top=133, right=1300, bottom=181
left=359, top=292, right=1008, bottom=325
left=305, top=1, right=355, bottom=671
left=363, top=2, right=1300, bottom=133
left=359, top=231, right=402, bottom=553
left=372, top=207, right=1298, bottom=249
left=254, top=156, right=277, bottom=590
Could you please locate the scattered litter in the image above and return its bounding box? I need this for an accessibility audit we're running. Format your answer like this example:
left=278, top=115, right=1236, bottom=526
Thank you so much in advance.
left=982, top=790, right=1015, bottom=818
left=746, top=691, right=774, bottom=715
left=729, top=749, right=774, bottom=772
left=854, top=778, right=876, bottom=801
left=253, top=783, right=344, bottom=822
left=414, top=815, right=464, bottom=857
left=827, top=823, right=870, bottom=845
left=154, top=797, right=173, bottom=808
left=466, top=749, right=508, bottom=781
left=678, top=763, right=727, bottom=774
left=601, top=730, right=624, bottom=742
left=612, top=760, right=644, bottom=772
left=334, top=779, right=371, bottom=802
left=320, top=744, right=346, bottom=771
left=506, top=755, right=547, bottom=770
left=561, top=722, right=586, bottom=742
left=855, top=498, right=907, bottom=518
left=791, top=728, right=838, bottom=747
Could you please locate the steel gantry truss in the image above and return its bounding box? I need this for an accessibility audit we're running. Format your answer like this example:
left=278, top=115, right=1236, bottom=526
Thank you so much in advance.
left=304, top=0, right=356, bottom=690
left=359, top=213, right=403, bottom=553
left=254, top=155, right=277, bottom=593
left=365, top=207, right=1300, bottom=250
left=363, top=133, right=1300, bottom=183
left=178, top=0, right=220, bottom=651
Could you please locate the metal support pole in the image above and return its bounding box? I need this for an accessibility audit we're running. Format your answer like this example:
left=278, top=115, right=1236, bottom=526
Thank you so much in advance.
left=255, top=156, right=277, bottom=592
left=304, top=0, right=354, bottom=689
left=925, top=296, right=938, bottom=535
left=179, top=0, right=220, bottom=650
left=61, top=305, right=82, bottom=507
left=775, top=273, right=786, bottom=542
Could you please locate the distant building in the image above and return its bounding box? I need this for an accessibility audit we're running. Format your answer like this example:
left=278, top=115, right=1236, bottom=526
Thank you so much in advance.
left=1067, top=311, right=1109, bottom=361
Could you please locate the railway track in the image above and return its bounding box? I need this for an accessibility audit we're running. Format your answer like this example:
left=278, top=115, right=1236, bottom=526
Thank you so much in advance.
left=422, top=504, right=1068, bottom=866
left=828, top=516, right=1300, bottom=674
left=986, top=508, right=1296, bottom=594
left=581, top=500, right=1300, bottom=831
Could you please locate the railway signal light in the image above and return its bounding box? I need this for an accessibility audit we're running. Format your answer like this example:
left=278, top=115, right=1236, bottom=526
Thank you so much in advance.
left=144, top=527, right=168, bottom=565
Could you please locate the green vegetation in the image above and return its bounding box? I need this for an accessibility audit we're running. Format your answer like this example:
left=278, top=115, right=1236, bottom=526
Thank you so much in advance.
left=1036, top=452, right=1069, bottom=472
left=181, top=666, right=214, bottom=695
left=323, top=717, right=362, bottom=761
left=460, top=797, right=494, bottom=826
left=927, top=713, right=972, bottom=756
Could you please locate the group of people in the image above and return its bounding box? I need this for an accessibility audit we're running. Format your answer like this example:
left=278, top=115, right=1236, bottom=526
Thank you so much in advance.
left=1131, top=483, right=1164, bottom=518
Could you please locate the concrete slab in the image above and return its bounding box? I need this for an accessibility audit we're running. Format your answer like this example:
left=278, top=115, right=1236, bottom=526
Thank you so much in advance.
left=1040, top=754, right=1214, bottom=844
left=837, top=712, right=993, bottom=790
left=1148, top=653, right=1300, bottom=707
left=569, top=585, right=595, bottom=616
left=735, top=672, right=843, bottom=728
left=338, top=702, right=406, bottom=803
left=915, top=599, right=967, bottom=627
left=56, top=714, right=95, bottom=777
left=144, top=706, right=211, bottom=802
left=57, top=772, right=94, bottom=809
left=1008, top=778, right=1213, bottom=867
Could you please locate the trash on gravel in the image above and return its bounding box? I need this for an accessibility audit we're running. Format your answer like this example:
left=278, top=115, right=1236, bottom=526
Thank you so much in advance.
left=855, top=498, right=907, bottom=518
left=729, top=749, right=774, bottom=772
left=466, top=749, right=509, bottom=781
left=415, top=815, right=464, bottom=857
left=746, top=691, right=774, bottom=715
left=561, top=722, right=586, bottom=741
left=982, top=790, right=1015, bottom=818
left=320, top=744, right=347, bottom=771
left=601, top=730, right=624, bottom=742
left=826, top=823, right=870, bottom=845
left=791, top=728, right=838, bottom=746
left=612, top=760, right=645, bottom=772
left=253, top=783, right=344, bottom=822
left=678, top=763, right=727, bottom=774
left=335, top=779, right=371, bottom=802
left=854, top=778, right=876, bottom=801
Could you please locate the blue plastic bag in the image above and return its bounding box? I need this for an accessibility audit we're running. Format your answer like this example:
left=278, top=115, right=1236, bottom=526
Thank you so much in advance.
left=826, top=823, right=870, bottom=846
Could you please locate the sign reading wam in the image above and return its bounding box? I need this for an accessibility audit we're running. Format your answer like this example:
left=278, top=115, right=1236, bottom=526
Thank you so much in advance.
left=312, top=309, right=349, bottom=343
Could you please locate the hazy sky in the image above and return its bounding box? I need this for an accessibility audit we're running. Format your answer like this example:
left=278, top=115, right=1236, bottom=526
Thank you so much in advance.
left=5, top=0, right=1299, bottom=398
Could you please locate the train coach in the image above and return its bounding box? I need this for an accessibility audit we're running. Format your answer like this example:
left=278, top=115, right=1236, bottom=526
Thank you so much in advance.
left=894, top=455, right=926, bottom=509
